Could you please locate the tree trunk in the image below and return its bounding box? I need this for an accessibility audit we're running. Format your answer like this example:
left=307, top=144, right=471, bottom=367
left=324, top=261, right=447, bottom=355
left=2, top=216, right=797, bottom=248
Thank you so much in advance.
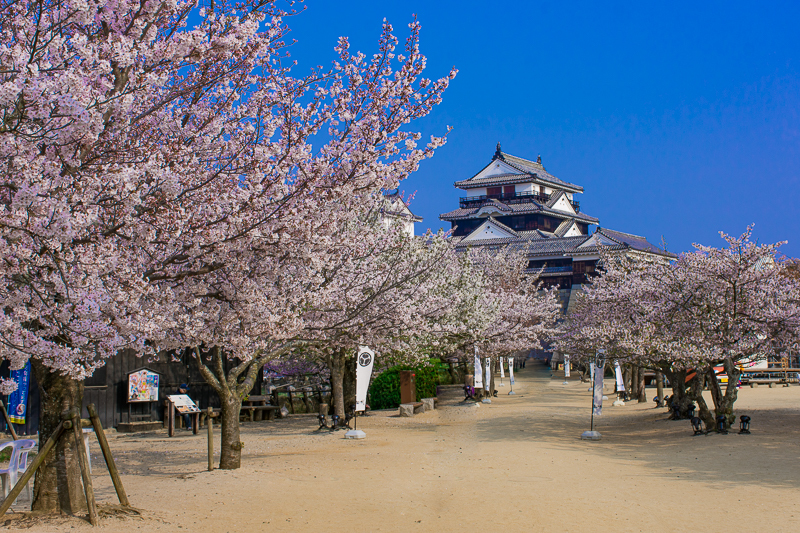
left=655, top=371, right=665, bottom=407
left=192, top=346, right=245, bottom=470
left=218, top=392, right=243, bottom=470
left=637, top=366, right=646, bottom=403
left=665, top=368, right=693, bottom=419
left=328, top=349, right=346, bottom=419
left=342, top=355, right=356, bottom=413
left=689, top=371, right=714, bottom=428
left=707, top=357, right=741, bottom=428
left=623, top=365, right=632, bottom=399
left=30, top=360, right=86, bottom=514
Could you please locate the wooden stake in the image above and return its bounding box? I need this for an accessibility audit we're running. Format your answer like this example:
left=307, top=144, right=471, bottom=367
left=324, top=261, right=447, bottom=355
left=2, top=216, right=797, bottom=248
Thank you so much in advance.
left=70, top=412, right=98, bottom=526
left=0, top=421, right=65, bottom=517
left=168, top=400, right=175, bottom=438
left=207, top=407, right=214, bottom=472
left=0, top=400, right=18, bottom=440
left=87, top=404, right=129, bottom=507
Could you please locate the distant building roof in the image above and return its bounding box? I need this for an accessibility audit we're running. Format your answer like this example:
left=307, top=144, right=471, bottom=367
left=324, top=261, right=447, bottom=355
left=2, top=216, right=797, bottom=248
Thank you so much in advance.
left=440, top=199, right=599, bottom=224
left=568, top=227, right=676, bottom=258
left=453, top=226, right=674, bottom=260
left=454, top=145, right=583, bottom=193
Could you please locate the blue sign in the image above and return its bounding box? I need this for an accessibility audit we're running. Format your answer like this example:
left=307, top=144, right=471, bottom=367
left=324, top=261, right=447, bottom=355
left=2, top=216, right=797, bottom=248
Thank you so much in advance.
left=8, top=360, right=31, bottom=424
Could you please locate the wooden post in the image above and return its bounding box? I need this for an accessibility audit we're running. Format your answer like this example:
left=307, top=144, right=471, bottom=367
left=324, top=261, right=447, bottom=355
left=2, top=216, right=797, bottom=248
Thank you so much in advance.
left=70, top=411, right=98, bottom=526
left=0, top=400, right=18, bottom=440
left=0, top=421, right=65, bottom=517
left=288, top=391, right=295, bottom=414
left=168, top=400, right=175, bottom=437
left=207, top=407, right=214, bottom=472
left=87, top=404, right=129, bottom=507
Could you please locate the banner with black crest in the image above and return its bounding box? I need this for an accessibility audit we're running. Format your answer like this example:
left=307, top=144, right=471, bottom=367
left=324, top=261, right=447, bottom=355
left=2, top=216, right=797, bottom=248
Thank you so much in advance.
left=355, top=346, right=376, bottom=412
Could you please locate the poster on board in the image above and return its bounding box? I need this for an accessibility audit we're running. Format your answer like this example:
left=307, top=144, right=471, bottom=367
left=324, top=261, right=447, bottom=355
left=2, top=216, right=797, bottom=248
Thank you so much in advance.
left=127, top=369, right=160, bottom=403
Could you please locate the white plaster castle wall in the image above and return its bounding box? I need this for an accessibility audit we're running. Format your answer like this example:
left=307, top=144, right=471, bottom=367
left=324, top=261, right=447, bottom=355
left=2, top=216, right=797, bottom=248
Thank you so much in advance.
left=552, top=195, right=575, bottom=213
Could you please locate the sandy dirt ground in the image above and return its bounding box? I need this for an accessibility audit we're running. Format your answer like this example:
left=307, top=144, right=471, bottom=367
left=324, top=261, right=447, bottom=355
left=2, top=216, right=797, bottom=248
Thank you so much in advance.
left=3, top=361, right=800, bottom=532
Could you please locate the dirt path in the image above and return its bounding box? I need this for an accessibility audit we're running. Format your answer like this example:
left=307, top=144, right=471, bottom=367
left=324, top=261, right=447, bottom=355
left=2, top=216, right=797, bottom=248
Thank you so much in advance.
left=5, top=362, right=800, bottom=532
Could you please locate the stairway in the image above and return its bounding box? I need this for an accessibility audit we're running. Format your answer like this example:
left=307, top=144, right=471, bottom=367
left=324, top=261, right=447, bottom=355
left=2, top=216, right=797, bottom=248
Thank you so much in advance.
left=436, top=384, right=466, bottom=405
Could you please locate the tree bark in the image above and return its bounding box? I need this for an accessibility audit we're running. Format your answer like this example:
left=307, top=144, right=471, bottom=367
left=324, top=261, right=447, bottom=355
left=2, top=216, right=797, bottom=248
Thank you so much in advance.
left=328, top=349, right=346, bottom=419
left=707, top=357, right=741, bottom=428
left=665, top=368, right=693, bottom=419
left=343, top=355, right=356, bottom=413
left=689, top=371, right=714, bottom=428
left=623, top=365, right=633, bottom=399
left=192, top=347, right=245, bottom=470
left=30, top=360, right=86, bottom=514
left=636, top=366, right=646, bottom=403
left=218, top=392, right=243, bottom=470
left=655, top=371, right=665, bottom=407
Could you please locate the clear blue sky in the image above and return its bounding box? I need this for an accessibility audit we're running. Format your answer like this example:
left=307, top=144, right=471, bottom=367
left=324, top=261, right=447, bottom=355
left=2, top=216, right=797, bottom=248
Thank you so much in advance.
left=287, top=1, right=800, bottom=257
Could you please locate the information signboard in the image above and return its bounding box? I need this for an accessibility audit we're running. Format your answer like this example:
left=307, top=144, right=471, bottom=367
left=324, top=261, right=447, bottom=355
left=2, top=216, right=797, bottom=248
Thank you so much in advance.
left=127, top=369, right=160, bottom=403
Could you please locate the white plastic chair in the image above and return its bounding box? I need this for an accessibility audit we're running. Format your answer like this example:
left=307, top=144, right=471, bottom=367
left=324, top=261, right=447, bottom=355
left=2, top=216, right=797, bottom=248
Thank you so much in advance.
left=0, top=439, right=36, bottom=502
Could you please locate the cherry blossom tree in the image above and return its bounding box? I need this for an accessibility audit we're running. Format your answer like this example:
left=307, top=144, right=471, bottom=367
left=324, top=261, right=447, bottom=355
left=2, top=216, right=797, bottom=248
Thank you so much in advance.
left=466, top=246, right=562, bottom=395
left=558, top=228, right=800, bottom=428
left=1, top=0, right=455, bottom=507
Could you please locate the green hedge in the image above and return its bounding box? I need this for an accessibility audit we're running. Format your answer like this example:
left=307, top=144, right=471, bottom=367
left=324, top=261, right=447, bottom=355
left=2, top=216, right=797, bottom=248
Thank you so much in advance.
left=369, top=361, right=440, bottom=410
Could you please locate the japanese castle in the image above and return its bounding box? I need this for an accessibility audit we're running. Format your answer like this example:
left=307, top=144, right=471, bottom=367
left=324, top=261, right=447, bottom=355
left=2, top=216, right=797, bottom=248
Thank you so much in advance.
left=439, top=144, right=674, bottom=308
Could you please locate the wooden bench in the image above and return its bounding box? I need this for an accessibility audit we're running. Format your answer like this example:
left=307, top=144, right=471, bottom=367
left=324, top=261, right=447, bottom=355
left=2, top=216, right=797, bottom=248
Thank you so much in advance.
left=198, top=405, right=281, bottom=426
left=747, top=379, right=781, bottom=388
left=241, top=405, right=280, bottom=422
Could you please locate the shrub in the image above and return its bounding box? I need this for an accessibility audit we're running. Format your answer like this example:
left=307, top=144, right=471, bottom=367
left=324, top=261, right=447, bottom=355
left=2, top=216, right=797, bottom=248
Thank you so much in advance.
left=369, top=361, right=440, bottom=410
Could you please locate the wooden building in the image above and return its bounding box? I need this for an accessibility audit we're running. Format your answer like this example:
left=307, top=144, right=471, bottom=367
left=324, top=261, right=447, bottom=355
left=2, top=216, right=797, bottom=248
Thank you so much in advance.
left=440, top=144, right=675, bottom=312
left=1, top=350, right=245, bottom=436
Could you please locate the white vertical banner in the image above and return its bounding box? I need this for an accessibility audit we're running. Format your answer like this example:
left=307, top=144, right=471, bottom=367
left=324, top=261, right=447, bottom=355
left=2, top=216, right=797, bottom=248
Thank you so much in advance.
left=355, top=346, right=375, bottom=412
left=508, top=357, right=515, bottom=384
left=499, top=357, right=506, bottom=378
left=564, top=355, right=571, bottom=378
left=589, top=362, right=596, bottom=380
left=484, top=358, right=491, bottom=391
left=593, top=351, right=606, bottom=416
left=614, top=361, right=625, bottom=392
left=473, top=346, right=483, bottom=389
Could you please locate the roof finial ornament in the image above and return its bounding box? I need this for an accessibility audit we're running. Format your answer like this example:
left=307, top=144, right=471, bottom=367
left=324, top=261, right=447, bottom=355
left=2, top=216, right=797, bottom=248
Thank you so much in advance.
left=493, top=142, right=505, bottom=161
left=537, top=154, right=542, bottom=164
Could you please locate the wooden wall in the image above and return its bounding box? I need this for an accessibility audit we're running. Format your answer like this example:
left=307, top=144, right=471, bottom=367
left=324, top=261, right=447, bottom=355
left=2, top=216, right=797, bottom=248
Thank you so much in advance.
left=2, top=351, right=261, bottom=435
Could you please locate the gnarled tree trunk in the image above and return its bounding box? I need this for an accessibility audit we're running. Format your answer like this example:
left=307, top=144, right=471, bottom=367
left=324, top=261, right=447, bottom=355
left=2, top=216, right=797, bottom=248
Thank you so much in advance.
left=689, top=370, right=714, bottom=428
left=636, top=366, right=646, bottom=403
left=218, top=392, right=243, bottom=470
left=30, top=360, right=86, bottom=514
left=664, top=368, right=693, bottom=419
left=328, top=349, right=346, bottom=419
left=707, top=357, right=741, bottom=428
left=655, top=370, right=665, bottom=407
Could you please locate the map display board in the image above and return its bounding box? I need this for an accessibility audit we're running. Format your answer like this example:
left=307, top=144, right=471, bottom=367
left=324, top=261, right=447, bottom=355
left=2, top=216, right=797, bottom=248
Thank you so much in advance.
left=127, top=369, right=160, bottom=403
left=167, top=394, right=200, bottom=413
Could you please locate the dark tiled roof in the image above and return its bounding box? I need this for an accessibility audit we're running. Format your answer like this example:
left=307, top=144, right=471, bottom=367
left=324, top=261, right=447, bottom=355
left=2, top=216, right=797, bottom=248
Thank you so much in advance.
left=454, top=234, right=590, bottom=256
left=568, top=227, right=676, bottom=258
left=596, top=228, right=676, bottom=258
left=439, top=199, right=599, bottom=224
left=554, top=219, right=576, bottom=238
left=454, top=151, right=583, bottom=192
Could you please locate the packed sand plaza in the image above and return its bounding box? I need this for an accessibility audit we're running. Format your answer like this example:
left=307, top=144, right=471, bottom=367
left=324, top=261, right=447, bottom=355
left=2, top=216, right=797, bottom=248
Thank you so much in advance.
left=4, top=360, right=799, bottom=533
